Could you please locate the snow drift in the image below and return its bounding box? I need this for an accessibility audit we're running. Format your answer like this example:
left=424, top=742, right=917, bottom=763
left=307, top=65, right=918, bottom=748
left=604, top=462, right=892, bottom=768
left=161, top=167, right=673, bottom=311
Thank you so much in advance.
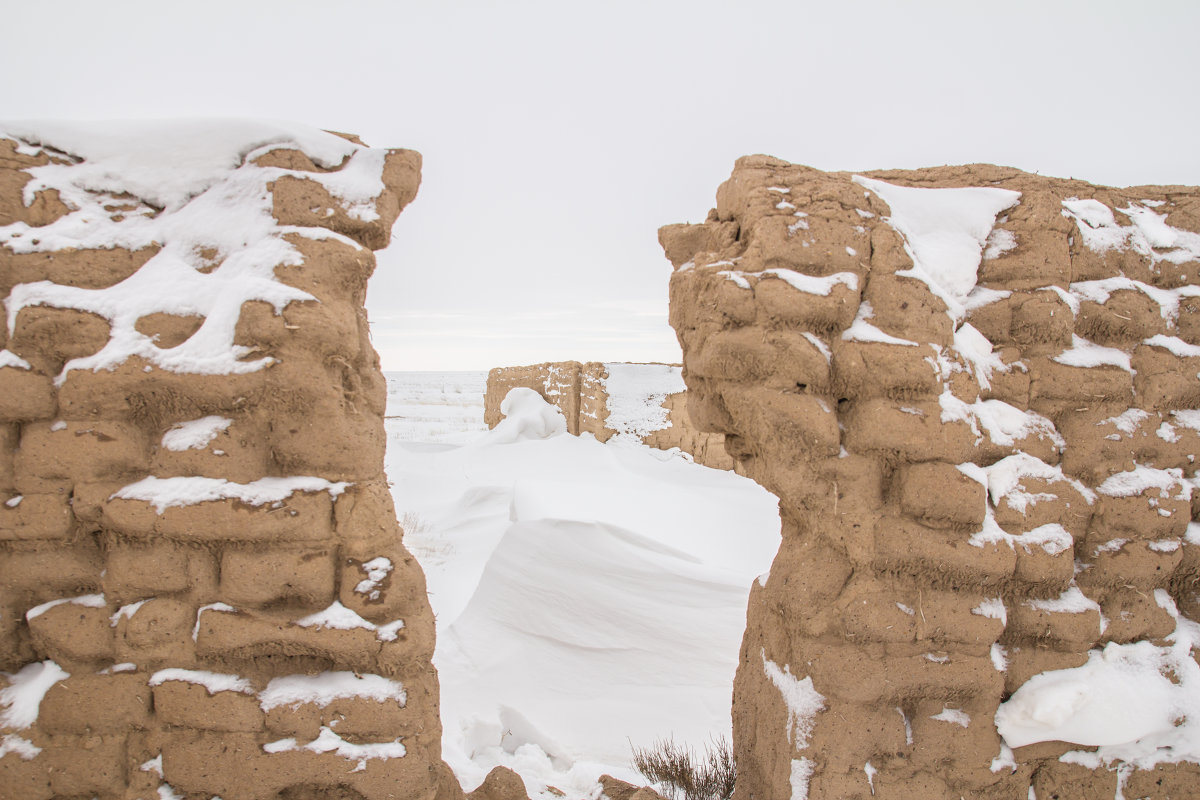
left=387, top=387, right=780, bottom=797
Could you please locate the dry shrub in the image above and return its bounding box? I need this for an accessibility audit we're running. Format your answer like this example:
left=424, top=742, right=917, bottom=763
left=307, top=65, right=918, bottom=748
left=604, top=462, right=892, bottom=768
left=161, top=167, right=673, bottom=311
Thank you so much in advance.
left=631, top=736, right=735, bottom=800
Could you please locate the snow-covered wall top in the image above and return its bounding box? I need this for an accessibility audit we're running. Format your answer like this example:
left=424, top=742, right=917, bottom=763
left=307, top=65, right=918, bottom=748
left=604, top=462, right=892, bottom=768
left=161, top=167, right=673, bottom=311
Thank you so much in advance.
left=661, top=157, right=1200, bottom=800
left=0, top=121, right=464, bottom=800
left=1, top=120, right=418, bottom=380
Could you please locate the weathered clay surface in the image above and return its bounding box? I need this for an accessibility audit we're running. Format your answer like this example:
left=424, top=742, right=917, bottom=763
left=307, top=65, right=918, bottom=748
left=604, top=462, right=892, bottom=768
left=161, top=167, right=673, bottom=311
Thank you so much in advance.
left=0, top=127, right=464, bottom=800
left=662, top=157, right=1200, bottom=798
left=484, top=362, right=734, bottom=469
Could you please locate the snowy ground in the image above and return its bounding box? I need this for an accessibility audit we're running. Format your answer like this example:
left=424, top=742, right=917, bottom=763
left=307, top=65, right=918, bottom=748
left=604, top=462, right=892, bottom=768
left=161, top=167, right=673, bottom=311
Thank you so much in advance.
left=383, top=372, right=781, bottom=798
left=384, top=371, right=491, bottom=444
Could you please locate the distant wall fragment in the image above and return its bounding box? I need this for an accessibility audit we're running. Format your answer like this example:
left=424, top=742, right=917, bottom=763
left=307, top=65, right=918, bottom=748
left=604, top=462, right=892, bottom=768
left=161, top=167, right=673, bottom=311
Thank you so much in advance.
left=484, top=361, right=734, bottom=470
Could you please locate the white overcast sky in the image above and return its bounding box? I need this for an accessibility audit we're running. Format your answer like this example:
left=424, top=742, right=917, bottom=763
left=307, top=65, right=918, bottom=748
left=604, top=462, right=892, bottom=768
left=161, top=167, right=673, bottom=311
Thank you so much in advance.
left=6, top=0, right=1200, bottom=370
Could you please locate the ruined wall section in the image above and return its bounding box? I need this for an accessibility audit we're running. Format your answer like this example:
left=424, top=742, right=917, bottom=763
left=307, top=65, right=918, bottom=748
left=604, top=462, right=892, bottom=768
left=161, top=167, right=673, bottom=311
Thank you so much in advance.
left=662, top=157, right=1200, bottom=799
left=484, top=362, right=733, bottom=469
left=0, top=125, right=461, bottom=800
left=642, top=391, right=734, bottom=471
left=484, top=362, right=584, bottom=435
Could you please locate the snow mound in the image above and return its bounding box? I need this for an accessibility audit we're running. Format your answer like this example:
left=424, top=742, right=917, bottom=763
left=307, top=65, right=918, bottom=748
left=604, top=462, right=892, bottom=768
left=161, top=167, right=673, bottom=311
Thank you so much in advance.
left=488, top=388, right=567, bottom=443
left=996, top=591, right=1200, bottom=770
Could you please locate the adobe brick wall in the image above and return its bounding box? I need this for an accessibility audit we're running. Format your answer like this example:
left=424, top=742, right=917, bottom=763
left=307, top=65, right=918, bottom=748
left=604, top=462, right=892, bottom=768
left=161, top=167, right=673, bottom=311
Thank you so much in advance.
left=0, top=127, right=462, bottom=800
left=662, top=157, right=1200, bottom=799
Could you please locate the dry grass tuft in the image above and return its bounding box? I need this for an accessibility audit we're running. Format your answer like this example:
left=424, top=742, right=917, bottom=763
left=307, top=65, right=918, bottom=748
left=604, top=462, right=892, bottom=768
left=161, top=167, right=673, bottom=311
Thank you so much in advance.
left=631, top=736, right=735, bottom=800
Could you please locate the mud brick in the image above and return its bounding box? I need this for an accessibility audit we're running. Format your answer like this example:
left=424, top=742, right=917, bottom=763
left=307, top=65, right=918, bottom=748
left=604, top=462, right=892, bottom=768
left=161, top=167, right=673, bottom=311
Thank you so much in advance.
left=1012, top=538, right=1076, bottom=591
left=908, top=697, right=1006, bottom=791
left=913, top=588, right=1006, bottom=647
left=43, top=735, right=126, bottom=797
left=753, top=270, right=860, bottom=332
left=0, top=423, right=16, bottom=490
left=1076, top=290, right=1165, bottom=345
left=833, top=339, right=942, bottom=400
left=153, top=679, right=264, bottom=732
left=266, top=392, right=384, bottom=481
left=339, top=545, right=429, bottom=623
left=101, top=488, right=333, bottom=542
left=9, top=305, right=112, bottom=380
left=220, top=546, right=335, bottom=607
left=992, top=475, right=1093, bottom=541
left=0, top=494, right=72, bottom=541
left=162, top=727, right=436, bottom=800
left=978, top=221, right=1071, bottom=290
left=263, top=690, right=410, bottom=740
left=26, top=599, right=114, bottom=665
left=194, top=606, right=414, bottom=675
left=1123, top=762, right=1200, bottom=799
left=721, top=386, right=840, bottom=462
left=1079, top=538, right=1184, bottom=591
left=844, top=399, right=978, bottom=463
left=103, top=541, right=192, bottom=600
left=1091, top=489, right=1190, bottom=541
left=1131, top=341, right=1200, bottom=410
left=149, top=415, right=271, bottom=484
left=899, top=462, right=986, bottom=528
left=0, top=746, right=52, bottom=800
left=1100, top=587, right=1178, bottom=644
left=333, top=481, right=401, bottom=547
left=1000, top=645, right=1089, bottom=695
left=1029, top=758, right=1119, bottom=800
left=863, top=273, right=954, bottom=347
left=0, top=366, right=56, bottom=422
left=798, top=641, right=1002, bottom=706
left=15, top=419, right=148, bottom=492
left=39, top=672, right=151, bottom=734
left=1027, top=357, right=1134, bottom=407
left=113, top=597, right=194, bottom=658
left=837, top=583, right=919, bottom=644
left=0, top=244, right=157, bottom=289
left=688, top=326, right=807, bottom=384
left=740, top=214, right=870, bottom=280
left=274, top=234, right=376, bottom=305
left=1009, top=291, right=1075, bottom=349
left=874, top=517, right=1015, bottom=589
left=1007, top=595, right=1103, bottom=646
left=805, top=703, right=909, bottom=774
left=0, top=546, right=102, bottom=603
